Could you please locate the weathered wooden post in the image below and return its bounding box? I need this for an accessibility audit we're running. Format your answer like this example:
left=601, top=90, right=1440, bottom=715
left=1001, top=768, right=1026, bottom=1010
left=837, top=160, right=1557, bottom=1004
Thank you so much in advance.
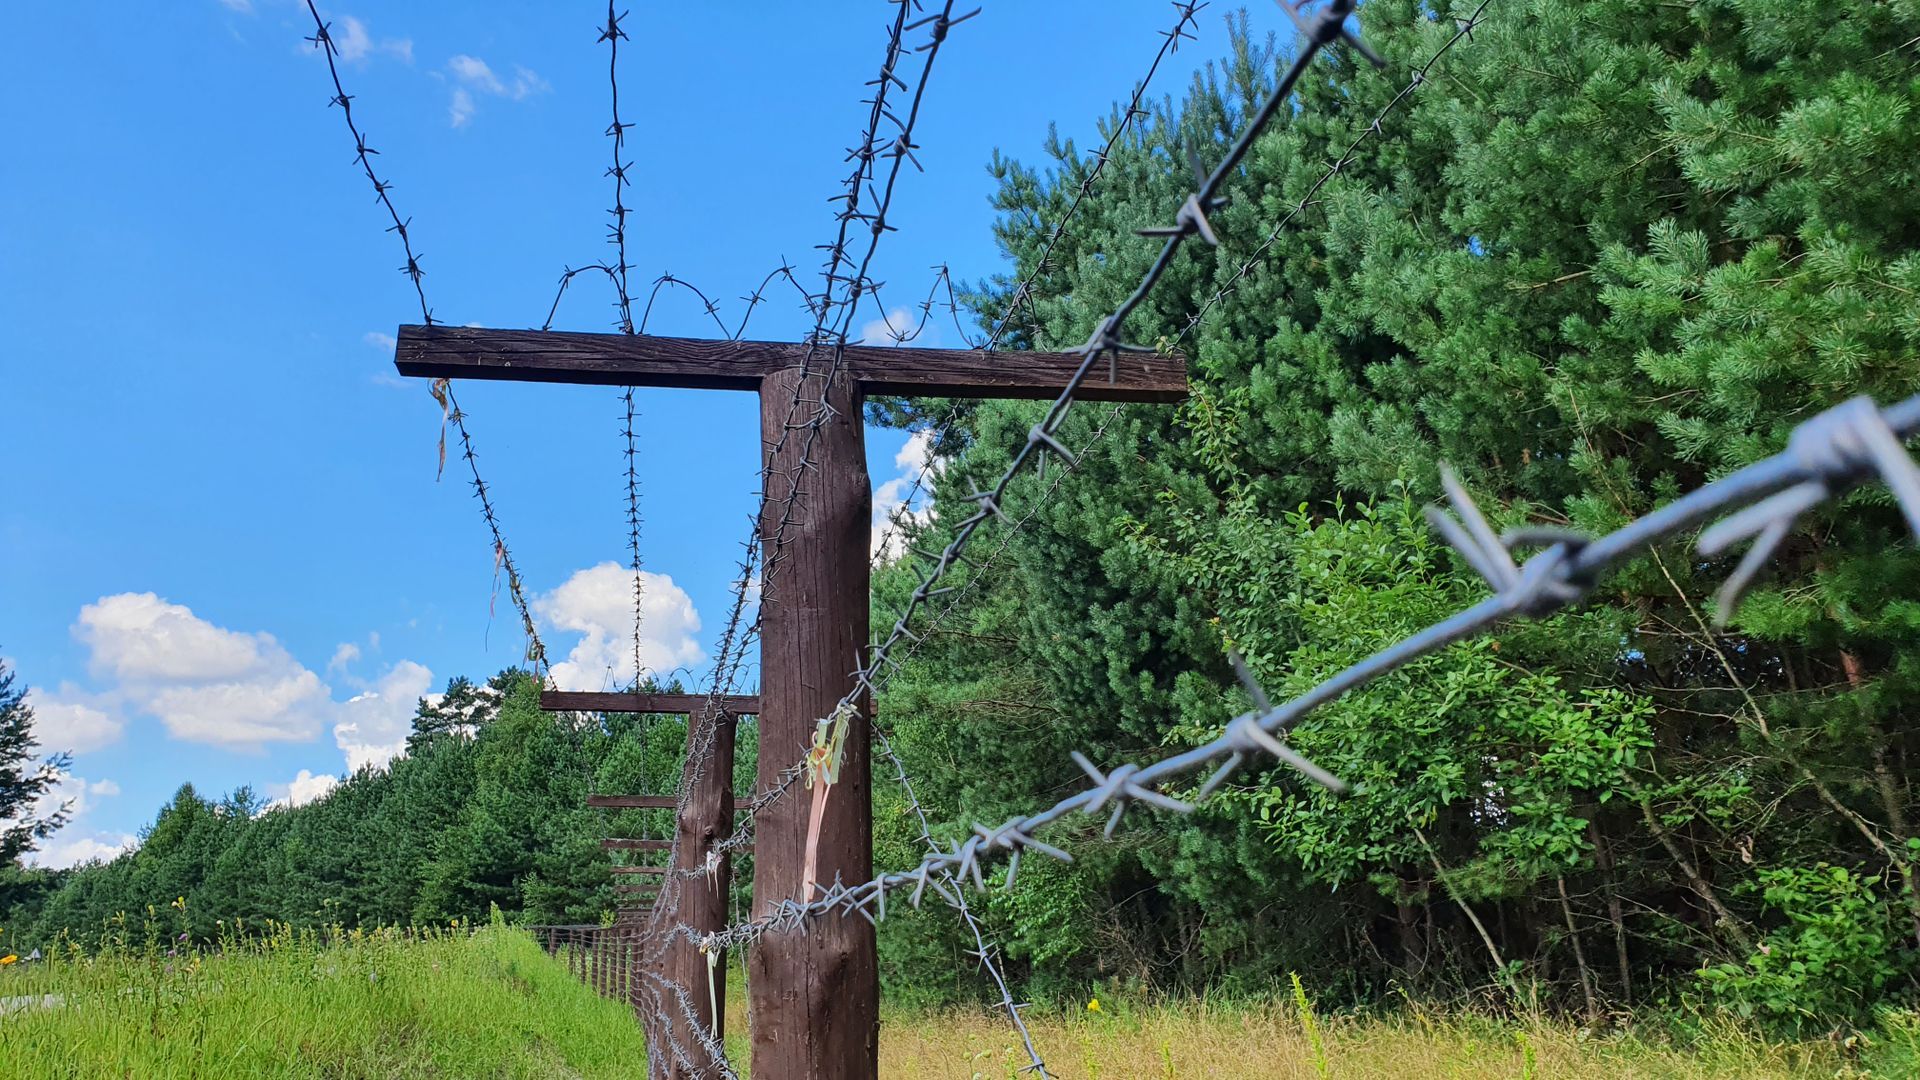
left=558, top=694, right=753, bottom=1074
left=396, top=325, right=1183, bottom=1080
left=752, top=363, right=876, bottom=1072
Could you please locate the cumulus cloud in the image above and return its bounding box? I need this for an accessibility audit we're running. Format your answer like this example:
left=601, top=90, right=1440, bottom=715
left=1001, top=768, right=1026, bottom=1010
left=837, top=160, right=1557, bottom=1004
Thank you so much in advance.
left=535, top=565, right=704, bottom=692
left=871, top=430, right=939, bottom=559
left=30, top=832, right=136, bottom=870
left=77, top=592, right=277, bottom=683
left=266, top=768, right=340, bottom=811
left=65, top=594, right=432, bottom=766
left=73, top=593, right=330, bottom=747
left=446, top=54, right=547, bottom=127
left=362, top=331, right=396, bottom=352
left=332, top=659, right=432, bottom=771
left=87, top=779, right=121, bottom=797
left=28, top=687, right=125, bottom=754
left=858, top=307, right=942, bottom=348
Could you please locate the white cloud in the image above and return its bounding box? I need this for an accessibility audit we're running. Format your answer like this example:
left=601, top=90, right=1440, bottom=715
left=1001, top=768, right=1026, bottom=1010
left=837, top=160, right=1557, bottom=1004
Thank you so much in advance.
left=858, top=306, right=942, bottom=348
left=77, top=593, right=275, bottom=683
left=449, top=87, right=477, bottom=128
left=29, top=832, right=136, bottom=870
left=363, top=331, right=396, bottom=352
left=27, top=687, right=125, bottom=754
left=327, top=642, right=362, bottom=674
left=871, top=430, right=939, bottom=559
left=218, top=0, right=253, bottom=12
left=69, top=593, right=425, bottom=753
left=266, top=768, right=340, bottom=811
left=11, top=769, right=129, bottom=869
left=145, top=671, right=329, bottom=746
left=332, top=660, right=432, bottom=771
left=73, top=593, right=329, bottom=747
left=328, top=15, right=411, bottom=65
left=446, top=55, right=547, bottom=128
left=535, top=565, right=704, bottom=692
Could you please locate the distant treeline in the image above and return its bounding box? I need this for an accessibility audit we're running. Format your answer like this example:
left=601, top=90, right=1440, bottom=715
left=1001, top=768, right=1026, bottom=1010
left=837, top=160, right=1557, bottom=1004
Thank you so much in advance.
left=1, top=674, right=756, bottom=951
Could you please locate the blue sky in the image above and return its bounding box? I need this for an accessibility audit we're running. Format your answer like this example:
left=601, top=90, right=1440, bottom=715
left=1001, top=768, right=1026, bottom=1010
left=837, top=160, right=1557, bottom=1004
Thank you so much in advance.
left=1, top=1, right=1226, bottom=865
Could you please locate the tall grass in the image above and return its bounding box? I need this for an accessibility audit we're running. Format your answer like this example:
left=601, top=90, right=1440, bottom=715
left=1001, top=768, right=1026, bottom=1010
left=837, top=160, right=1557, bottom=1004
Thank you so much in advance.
left=8, top=923, right=1919, bottom=1079
left=879, top=994, right=1918, bottom=1079
left=0, top=918, right=646, bottom=1078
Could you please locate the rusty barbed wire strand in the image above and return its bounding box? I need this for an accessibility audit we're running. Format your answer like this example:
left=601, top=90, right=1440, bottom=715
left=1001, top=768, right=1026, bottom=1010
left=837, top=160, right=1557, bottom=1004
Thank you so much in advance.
left=600, top=2, right=638, bottom=336
left=876, top=720, right=1053, bottom=1077
left=301, top=0, right=551, bottom=677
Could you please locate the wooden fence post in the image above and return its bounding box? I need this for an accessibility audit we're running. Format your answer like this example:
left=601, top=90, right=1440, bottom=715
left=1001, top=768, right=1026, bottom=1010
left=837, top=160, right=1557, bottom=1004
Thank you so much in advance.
left=750, top=365, right=877, bottom=1080
left=657, top=702, right=741, bottom=1079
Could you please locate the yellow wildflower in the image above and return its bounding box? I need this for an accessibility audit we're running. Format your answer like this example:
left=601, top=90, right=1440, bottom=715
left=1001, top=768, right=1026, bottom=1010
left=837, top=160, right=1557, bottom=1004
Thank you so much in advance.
left=0, top=954, right=17, bottom=966
left=1086, top=997, right=1102, bottom=1014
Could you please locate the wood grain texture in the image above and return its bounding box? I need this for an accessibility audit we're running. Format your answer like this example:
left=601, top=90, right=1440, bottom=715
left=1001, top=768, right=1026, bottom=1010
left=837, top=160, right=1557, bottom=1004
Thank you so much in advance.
left=541, top=691, right=759, bottom=715
left=608, top=865, right=666, bottom=876
left=652, top=703, right=739, bottom=1080
left=393, top=324, right=1187, bottom=403
left=749, top=367, right=878, bottom=1080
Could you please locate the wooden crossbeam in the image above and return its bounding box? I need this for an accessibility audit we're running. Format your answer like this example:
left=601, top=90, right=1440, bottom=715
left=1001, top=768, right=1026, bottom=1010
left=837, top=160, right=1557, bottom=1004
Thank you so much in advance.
left=394, top=325, right=1187, bottom=403
left=600, top=838, right=670, bottom=851
left=542, top=691, right=759, bottom=715
left=614, top=884, right=661, bottom=895
left=587, top=794, right=743, bottom=811
left=610, top=865, right=666, bottom=876
left=602, top=838, right=752, bottom=853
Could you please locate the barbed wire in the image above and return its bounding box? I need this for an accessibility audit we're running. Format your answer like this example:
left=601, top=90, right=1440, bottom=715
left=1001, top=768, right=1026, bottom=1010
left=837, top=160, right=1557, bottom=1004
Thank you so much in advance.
left=980, top=1, right=1204, bottom=353
left=595, top=3, right=650, bottom=689
left=301, top=0, right=550, bottom=677
left=864, top=0, right=1208, bottom=574
left=623, top=9, right=979, bottom=1071
left=1175, top=0, right=1494, bottom=341
left=671, top=0, right=976, bottom=811
left=694, top=390, right=1920, bottom=951
left=704, top=0, right=1383, bottom=911
left=735, top=0, right=1501, bottom=890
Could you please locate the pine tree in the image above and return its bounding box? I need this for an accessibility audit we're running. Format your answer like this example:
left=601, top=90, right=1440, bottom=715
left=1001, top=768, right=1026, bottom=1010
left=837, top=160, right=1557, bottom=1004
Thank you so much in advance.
left=0, top=658, right=71, bottom=867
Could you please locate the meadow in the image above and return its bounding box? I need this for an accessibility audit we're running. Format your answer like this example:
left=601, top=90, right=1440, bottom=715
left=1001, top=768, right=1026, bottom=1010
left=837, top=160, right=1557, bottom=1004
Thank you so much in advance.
left=4, top=924, right=1918, bottom=1078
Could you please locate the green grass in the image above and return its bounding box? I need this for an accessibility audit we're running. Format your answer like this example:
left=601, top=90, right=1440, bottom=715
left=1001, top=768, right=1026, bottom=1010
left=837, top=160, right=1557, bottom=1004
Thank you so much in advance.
left=0, top=921, right=649, bottom=1078
left=10, top=923, right=1920, bottom=1079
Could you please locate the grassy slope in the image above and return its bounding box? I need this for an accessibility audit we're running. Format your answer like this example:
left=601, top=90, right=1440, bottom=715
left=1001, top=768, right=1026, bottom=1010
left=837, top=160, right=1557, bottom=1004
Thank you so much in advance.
left=0, top=924, right=648, bottom=1079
